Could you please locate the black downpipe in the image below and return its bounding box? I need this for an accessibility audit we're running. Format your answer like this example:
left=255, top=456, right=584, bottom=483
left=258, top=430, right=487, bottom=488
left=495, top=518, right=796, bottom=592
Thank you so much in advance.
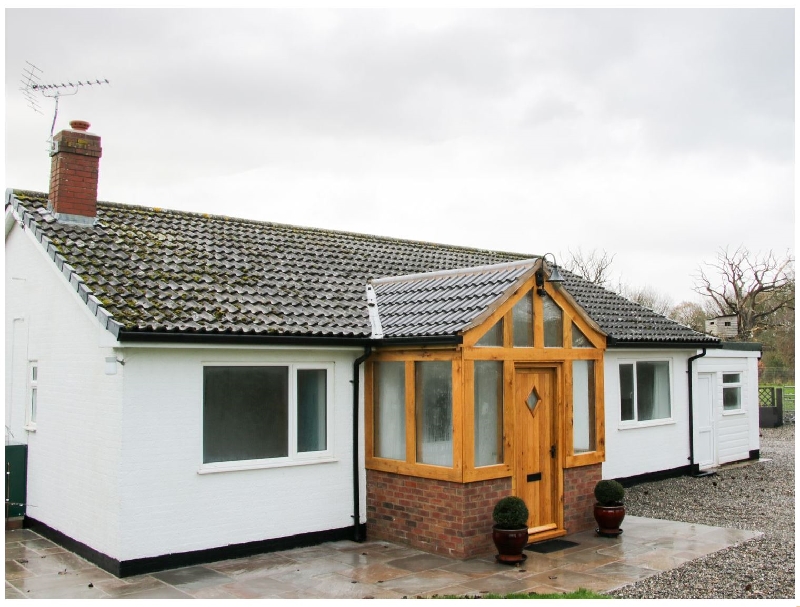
left=687, top=348, right=707, bottom=475
left=352, top=346, right=372, bottom=542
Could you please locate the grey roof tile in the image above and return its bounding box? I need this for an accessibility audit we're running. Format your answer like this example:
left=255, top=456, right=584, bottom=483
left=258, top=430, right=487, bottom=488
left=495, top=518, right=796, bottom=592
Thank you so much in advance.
left=8, top=190, right=717, bottom=345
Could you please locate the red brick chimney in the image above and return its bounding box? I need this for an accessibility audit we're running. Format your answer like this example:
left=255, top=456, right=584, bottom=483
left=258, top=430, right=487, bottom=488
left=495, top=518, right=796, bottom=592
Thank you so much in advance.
left=49, top=120, right=102, bottom=223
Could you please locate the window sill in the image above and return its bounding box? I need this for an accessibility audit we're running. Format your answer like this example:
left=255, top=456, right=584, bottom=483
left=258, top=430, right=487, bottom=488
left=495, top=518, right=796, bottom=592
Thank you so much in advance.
left=23, top=424, right=36, bottom=433
left=722, top=409, right=745, bottom=416
left=617, top=418, right=675, bottom=430
left=198, top=456, right=337, bottom=475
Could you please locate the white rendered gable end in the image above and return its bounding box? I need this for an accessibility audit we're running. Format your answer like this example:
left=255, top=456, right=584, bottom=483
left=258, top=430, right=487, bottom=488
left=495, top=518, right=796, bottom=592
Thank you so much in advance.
left=6, top=192, right=123, bottom=340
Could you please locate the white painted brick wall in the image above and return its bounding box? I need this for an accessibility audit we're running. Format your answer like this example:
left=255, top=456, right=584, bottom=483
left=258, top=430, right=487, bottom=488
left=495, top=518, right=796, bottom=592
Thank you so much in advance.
left=5, top=224, right=124, bottom=558
left=602, top=349, right=694, bottom=479
left=117, top=346, right=364, bottom=560
left=6, top=221, right=369, bottom=563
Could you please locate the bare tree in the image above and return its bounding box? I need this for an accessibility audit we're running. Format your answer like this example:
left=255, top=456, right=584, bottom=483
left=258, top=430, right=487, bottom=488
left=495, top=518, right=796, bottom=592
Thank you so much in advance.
left=694, top=246, right=795, bottom=340
left=669, top=301, right=707, bottom=333
left=562, top=248, right=616, bottom=286
left=616, top=282, right=675, bottom=316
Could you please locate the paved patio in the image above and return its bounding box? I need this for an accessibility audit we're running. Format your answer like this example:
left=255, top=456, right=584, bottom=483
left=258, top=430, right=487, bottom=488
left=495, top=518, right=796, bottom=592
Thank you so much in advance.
left=5, top=516, right=760, bottom=599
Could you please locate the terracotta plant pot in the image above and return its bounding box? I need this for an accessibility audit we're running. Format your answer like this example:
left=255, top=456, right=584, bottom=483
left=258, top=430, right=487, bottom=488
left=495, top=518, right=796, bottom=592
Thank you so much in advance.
left=492, top=526, right=528, bottom=564
left=594, top=504, right=625, bottom=537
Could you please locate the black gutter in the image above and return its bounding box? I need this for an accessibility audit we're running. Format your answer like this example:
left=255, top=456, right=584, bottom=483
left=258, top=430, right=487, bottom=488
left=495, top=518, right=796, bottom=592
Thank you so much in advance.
left=687, top=348, right=708, bottom=475
left=606, top=338, right=721, bottom=349
left=117, top=331, right=372, bottom=347
left=352, top=346, right=372, bottom=542
left=117, top=331, right=462, bottom=348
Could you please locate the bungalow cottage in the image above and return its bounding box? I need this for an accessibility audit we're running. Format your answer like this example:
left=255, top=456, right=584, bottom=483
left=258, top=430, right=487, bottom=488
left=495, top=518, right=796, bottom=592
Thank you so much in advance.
left=4, top=122, right=761, bottom=576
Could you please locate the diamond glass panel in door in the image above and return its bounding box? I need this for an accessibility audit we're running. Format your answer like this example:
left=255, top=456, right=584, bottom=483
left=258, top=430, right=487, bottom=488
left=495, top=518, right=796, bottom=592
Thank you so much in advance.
left=512, top=291, right=534, bottom=347
left=572, top=323, right=592, bottom=348
left=297, top=369, right=327, bottom=452
left=203, top=366, right=289, bottom=463
left=374, top=361, right=406, bottom=461
left=476, top=318, right=503, bottom=347
left=543, top=295, right=563, bottom=347
left=474, top=361, right=503, bottom=467
left=415, top=361, right=453, bottom=467
left=526, top=385, right=541, bottom=414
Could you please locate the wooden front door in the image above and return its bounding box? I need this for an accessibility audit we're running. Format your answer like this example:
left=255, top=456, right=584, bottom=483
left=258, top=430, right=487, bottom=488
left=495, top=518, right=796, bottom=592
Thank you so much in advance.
left=514, top=366, right=561, bottom=536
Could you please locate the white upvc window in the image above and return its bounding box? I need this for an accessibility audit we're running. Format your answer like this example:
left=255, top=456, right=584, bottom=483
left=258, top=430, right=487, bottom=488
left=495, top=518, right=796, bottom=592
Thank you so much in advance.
left=25, top=362, right=38, bottom=431
left=722, top=372, right=743, bottom=412
left=199, top=363, right=334, bottom=473
left=619, top=360, right=672, bottom=425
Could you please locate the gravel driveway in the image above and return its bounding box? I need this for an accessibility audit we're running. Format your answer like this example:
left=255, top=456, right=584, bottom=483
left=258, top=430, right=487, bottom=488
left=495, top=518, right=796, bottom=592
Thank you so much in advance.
left=608, top=424, right=795, bottom=599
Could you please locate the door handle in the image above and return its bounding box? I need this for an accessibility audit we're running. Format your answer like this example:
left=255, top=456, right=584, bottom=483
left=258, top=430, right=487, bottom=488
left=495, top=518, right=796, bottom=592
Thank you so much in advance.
left=550, top=445, right=556, bottom=458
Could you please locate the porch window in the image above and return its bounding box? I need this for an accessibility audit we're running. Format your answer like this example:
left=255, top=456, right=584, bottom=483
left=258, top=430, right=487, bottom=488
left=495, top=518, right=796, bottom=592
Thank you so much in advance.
left=572, top=360, right=595, bottom=452
left=476, top=319, right=504, bottom=347
left=722, top=373, right=742, bottom=411
left=543, top=295, right=563, bottom=347
left=474, top=361, right=503, bottom=467
left=374, top=361, right=406, bottom=460
left=620, top=361, right=671, bottom=422
left=572, top=323, right=592, bottom=348
left=202, top=364, right=332, bottom=465
left=512, top=291, right=534, bottom=347
left=416, top=361, right=453, bottom=467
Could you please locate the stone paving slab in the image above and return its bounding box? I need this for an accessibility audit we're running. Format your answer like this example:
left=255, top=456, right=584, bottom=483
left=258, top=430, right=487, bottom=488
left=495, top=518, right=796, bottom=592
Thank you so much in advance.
left=5, top=516, right=761, bottom=599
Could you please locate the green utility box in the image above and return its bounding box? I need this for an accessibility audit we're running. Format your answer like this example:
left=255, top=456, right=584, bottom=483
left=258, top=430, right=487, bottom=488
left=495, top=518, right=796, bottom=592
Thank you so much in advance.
left=5, top=443, right=27, bottom=519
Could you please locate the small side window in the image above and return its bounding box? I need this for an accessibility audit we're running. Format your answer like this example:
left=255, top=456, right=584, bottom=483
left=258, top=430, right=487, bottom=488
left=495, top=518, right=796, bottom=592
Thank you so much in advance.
left=722, top=373, right=742, bottom=411
left=26, top=362, right=38, bottom=430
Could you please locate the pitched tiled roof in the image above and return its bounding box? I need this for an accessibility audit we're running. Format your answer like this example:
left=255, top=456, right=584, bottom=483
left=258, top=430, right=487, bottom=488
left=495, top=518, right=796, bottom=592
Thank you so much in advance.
left=370, top=260, right=537, bottom=338
left=7, top=190, right=716, bottom=345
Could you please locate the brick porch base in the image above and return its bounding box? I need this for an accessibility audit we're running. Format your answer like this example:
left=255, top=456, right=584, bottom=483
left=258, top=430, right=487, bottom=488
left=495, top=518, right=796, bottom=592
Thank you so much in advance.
left=366, top=464, right=601, bottom=559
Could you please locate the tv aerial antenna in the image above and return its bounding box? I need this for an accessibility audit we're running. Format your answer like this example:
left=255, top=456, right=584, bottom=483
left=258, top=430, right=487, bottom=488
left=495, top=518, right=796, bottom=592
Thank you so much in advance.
left=19, top=61, right=110, bottom=151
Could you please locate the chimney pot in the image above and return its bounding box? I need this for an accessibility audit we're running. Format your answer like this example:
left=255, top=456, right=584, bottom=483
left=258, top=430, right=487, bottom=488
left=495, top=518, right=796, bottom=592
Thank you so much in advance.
left=69, top=120, right=91, bottom=132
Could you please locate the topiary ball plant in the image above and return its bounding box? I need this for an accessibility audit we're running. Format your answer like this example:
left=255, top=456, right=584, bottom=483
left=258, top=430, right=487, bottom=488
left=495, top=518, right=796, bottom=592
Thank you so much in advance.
left=492, top=496, right=529, bottom=529
left=594, top=479, right=625, bottom=506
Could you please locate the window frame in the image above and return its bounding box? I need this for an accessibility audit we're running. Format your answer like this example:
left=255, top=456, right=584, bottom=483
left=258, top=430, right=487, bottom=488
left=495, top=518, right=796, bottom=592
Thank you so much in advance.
left=721, top=372, right=744, bottom=415
left=198, top=362, right=335, bottom=474
left=618, top=359, right=674, bottom=428
left=365, top=353, right=463, bottom=483
left=25, top=361, right=38, bottom=431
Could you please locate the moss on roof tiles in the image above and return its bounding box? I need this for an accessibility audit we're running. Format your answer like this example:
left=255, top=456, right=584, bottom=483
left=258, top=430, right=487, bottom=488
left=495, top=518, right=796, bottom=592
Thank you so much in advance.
left=9, top=189, right=716, bottom=343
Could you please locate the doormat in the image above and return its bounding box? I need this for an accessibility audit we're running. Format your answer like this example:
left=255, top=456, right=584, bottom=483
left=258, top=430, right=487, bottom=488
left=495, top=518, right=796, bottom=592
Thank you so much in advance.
left=525, top=539, right=578, bottom=554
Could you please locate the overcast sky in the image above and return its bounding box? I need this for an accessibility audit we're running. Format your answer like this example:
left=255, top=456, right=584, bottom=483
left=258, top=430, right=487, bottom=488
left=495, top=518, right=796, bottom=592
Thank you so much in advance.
left=5, top=9, right=795, bottom=305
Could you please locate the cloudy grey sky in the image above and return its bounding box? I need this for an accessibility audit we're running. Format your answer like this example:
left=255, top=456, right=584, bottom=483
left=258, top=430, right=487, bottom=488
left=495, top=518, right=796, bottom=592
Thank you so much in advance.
left=5, top=9, right=794, bottom=305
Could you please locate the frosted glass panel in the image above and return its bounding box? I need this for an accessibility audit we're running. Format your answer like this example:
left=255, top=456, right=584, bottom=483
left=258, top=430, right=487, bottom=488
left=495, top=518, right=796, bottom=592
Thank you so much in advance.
left=474, top=361, right=503, bottom=467
left=203, top=366, right=289, bottom=463
left=476, top=319, right=503, bottom=347
left=374, top=362, right=406, bottom=460
left=572, top=360, right=595, bottom=453
left=723, top=386, right=741, bottom=410
left=416, top=361, right=453, bottom=467
left=297, top=369, right=327, bottom=452
left=543, top=295, right=563, bottom=347
left=572, top=323, right=592, bottom=348
left=512, top=292, right=533, bottom=347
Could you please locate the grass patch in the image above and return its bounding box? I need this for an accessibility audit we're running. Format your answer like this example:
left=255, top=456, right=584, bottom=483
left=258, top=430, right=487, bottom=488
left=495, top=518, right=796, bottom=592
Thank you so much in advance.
left=431, top=588, right=610, bottom=599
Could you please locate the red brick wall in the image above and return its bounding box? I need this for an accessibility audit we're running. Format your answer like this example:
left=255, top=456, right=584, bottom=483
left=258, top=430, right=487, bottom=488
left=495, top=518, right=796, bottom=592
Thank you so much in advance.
left=563, top=464, right=602, bottom=533
left=49, top=128, right=102, bottom=219
left=367, top=465, right=600, bottom=558
left=366, top=470, right=511, bottom=559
